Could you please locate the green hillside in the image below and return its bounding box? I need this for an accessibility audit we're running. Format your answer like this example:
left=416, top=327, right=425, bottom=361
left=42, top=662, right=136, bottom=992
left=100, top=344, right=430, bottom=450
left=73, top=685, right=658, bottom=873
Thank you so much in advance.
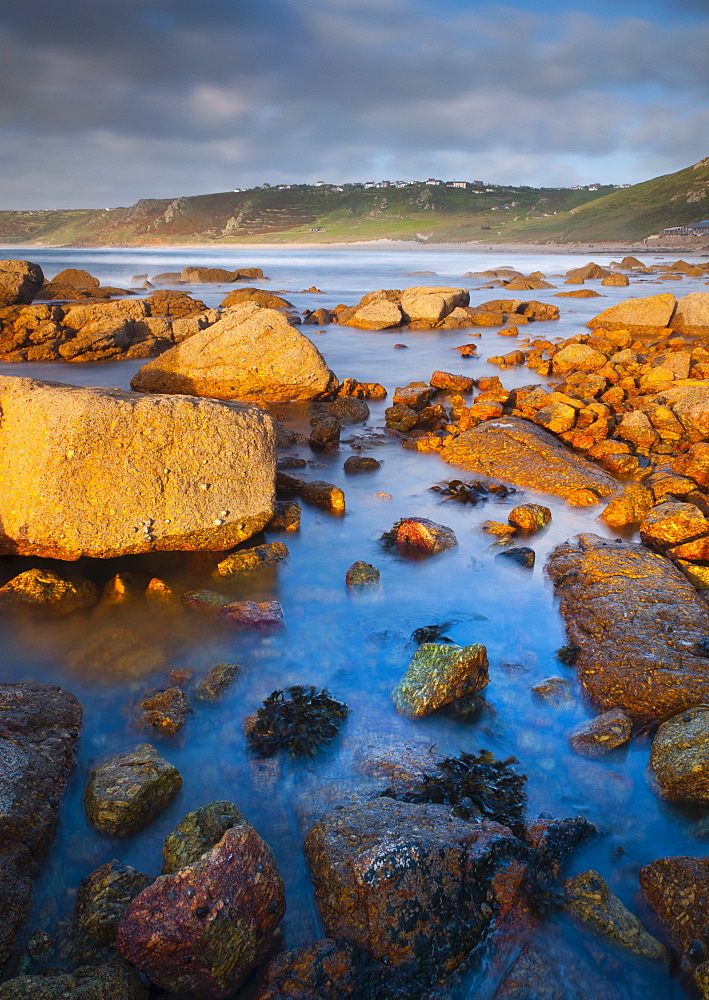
left=0, top=159, right=706, bottom=245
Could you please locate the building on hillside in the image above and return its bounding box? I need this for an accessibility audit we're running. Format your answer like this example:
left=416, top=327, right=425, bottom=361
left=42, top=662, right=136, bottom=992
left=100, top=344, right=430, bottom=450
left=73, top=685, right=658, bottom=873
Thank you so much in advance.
left=662, top=220, right=709, bottom=236
left=447, top=181, right=468, bottom=188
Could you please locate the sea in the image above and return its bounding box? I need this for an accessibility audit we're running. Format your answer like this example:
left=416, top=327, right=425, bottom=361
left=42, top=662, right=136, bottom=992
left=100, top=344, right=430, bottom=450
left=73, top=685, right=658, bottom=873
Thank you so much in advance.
left=1, top=243, right=708, bottom=998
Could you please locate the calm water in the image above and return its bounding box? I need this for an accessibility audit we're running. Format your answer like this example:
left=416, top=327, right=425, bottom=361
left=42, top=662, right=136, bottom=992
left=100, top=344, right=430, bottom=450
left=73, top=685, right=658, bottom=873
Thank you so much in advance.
left=2, top=245, right=708, bottom=998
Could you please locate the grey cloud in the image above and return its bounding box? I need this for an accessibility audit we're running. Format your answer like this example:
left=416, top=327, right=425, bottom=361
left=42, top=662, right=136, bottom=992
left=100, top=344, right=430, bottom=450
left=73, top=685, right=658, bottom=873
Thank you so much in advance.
left=0, top=0, right=707, bottom=207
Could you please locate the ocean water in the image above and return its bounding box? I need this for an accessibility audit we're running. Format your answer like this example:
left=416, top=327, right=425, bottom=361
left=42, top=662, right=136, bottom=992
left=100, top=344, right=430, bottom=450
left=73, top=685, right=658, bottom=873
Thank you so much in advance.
left=1, top=245, right=708, bottom=998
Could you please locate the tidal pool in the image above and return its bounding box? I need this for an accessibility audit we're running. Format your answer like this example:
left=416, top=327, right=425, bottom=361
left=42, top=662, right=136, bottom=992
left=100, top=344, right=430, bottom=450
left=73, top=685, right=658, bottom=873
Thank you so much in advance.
left=1, top=245, right=707, bottom=998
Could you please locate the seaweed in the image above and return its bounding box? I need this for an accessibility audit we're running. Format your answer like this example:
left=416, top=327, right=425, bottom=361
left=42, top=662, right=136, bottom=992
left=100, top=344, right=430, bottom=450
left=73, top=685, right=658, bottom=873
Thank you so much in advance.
left=410, top=622, right=456, bottom=644
left=556, top=644, right=579, bottom=665
left=395, top=749, right=527, bottom=833
left=246, top=685, right=349, bottom=757
left=429, top=479, right=518, bottom=505
left=695, top=638, right=709, bottom=658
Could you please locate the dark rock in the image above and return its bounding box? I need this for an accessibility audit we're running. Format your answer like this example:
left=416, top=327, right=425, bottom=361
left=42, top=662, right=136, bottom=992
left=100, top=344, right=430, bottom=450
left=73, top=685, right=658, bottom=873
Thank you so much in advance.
left=67, top=861, right=153, bottom=965
left=301, top=481, right=345, bottom=513
left=546, top=533, right=709, bottom=724
left=343, top=456, right=380, bottom=473
left=309, top=415, right=341, bottom=451
left=496, top=546, right=535, bottom=569
left=304, top=797, right=528, bottom=981
left=266, top=500, right=301, bottom=531
left=311, top=397, right=370, bottom=424
left=640, top=855, right=709, bottom=954
left=194, top=663, right=241, bottom=702
left=117, top=825, right=285, bottom=999
left=443, top=418, right=617, bottom=504
left=0, top=963, right=148, bottom=999
left=532, top=677, right=573, bottom=705
left=218, top=600, right=286, bottom=630
left=0, top=683, right=82, bottom=973
left=162, top=800, right=248, bottom=873
left=84, top=743, right=182, bottom=837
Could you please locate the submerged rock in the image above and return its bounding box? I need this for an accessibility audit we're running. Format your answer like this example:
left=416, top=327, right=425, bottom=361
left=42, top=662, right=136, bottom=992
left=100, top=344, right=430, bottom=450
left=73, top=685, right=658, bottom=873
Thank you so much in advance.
left=0, top=376, right=275, bottom=560
left=117, top=825, right=285, bottom=999
left=443, top=417, right=617, bottom=503
left=162, top=800, right=248, bottom=874
left=0, top=682, right=82, bottom=973
left=649, top=706, right=709, bottom=803
left=343, top=455, right=380, bottom=473
left=546, top=534, right=709, bottom=724
left=212, top=541, right=289, bottom=578
left=565, top=869, right=668, bottom=962
left=194, top=663, right=241, bottom=702
left=85, top=744, right=182, bottom=837
left=304, top=797, right=528, bottom=981
left=0, top=568, right=97, bottom=616
left=568, top=708, right=632, bottom=758
left=391, top=642, right=488, bottom=718
left=218, top=600, right=286, bottom=630
left=131, top=306, right=338, bottom=401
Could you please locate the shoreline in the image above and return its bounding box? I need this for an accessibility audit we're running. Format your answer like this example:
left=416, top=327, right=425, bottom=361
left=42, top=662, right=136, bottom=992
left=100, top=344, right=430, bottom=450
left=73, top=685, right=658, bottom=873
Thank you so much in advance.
left=3, top=238, right=708, bottom=255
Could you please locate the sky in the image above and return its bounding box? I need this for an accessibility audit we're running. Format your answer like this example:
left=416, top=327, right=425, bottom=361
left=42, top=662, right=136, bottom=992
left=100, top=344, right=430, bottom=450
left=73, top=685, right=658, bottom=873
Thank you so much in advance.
left=0, top=0, right=708, bottom=209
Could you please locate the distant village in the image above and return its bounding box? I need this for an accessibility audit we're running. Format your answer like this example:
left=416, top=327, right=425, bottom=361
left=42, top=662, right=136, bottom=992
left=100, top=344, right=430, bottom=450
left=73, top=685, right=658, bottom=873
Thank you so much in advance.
left=231, top=178, right=632, bottom=193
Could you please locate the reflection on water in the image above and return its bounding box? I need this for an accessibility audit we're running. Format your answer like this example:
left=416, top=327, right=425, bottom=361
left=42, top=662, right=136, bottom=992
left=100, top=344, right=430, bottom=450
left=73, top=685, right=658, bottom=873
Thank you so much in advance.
left=1, top=246, right=708, bottom=997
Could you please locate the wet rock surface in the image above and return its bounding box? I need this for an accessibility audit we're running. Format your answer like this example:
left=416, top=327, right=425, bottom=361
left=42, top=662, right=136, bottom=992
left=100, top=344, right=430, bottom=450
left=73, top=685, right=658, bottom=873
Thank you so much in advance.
left=117, top=825, right=286, bottom=999
left=568, top=708, right=633, bottom=758
left=0, top=376, right=275, bottom=560
left=0, top=569, right=97, bottom=616
left=443, top=417, right=617, bottom=502
left=304, top=796, right=528, bottom=981
left=0, top=682, right=82, bottom=973
left=546, top=534, right=709, bottom=723
left=162, top=800, right=248, bottom=873
left=649, top=706, right=709, bottom=803
left=0, top=963, right=148, bottom=999
left=84, top=743, right=182, bottom=837
left=67, top=861, right=153, bottom=965
left=391, top=641, right=489, bottom=718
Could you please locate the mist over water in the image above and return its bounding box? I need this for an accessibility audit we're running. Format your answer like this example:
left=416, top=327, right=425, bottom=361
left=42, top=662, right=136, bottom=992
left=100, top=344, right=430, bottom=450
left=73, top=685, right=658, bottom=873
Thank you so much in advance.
left=1, top=245, right=707, bottom=997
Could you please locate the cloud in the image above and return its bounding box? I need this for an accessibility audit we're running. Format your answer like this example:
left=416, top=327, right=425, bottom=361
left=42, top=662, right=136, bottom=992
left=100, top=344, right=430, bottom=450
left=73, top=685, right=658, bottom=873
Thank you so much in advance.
left=0, top=0, right=707, bottom=207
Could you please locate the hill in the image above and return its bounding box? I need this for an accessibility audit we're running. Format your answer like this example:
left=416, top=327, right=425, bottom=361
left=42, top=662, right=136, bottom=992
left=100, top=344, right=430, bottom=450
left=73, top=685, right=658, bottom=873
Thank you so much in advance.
left=0, top=160, right=706, bottom=246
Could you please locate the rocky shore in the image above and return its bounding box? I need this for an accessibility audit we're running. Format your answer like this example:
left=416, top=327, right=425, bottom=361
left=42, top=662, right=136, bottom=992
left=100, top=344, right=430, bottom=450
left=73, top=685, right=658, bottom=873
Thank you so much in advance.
left=2, top=253, right=709, bottom=999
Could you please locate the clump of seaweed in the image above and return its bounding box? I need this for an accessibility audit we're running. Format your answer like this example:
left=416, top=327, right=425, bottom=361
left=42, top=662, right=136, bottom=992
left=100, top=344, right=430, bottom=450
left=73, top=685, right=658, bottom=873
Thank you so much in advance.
left=410, top=622, right=456, bottom=644
left=430, top=479, right=518, bottom=505
left=395, top=749, right=527, bottom=833
left=556, top=643, right=579, bottom=665
left=695, top=638, right=709, bottom=658
left=246, top=685, right=349, bottom=757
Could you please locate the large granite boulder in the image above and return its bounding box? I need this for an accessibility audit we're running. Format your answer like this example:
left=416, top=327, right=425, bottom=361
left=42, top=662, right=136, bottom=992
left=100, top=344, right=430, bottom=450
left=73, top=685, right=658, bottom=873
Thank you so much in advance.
left=0, top=260, right=44, bottom=307
left=131, top=305, right=338, bottom=401
left=304, top=797, right=528, bottom=982
left=0, top=376, right=275, bottom=560
left=117, top=825, right=285, bottom=999
left=546, top=534, right=709, bottom=724
left=672, top=292, right=709, bottom=333
left=586, top=293, right=676, bottom=333
left=0, top=683, right=82, bottom=973
left=442, top=418, right=617, bottom=503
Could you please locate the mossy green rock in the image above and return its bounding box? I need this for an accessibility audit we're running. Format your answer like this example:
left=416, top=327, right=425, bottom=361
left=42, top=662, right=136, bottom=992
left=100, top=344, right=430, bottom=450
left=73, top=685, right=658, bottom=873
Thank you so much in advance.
left=391, top=642, right=489, bottom=718
left=163, top=801, right=248, bottom=874
left=84, top=744, right=182, bottom=837
left=565, top=869, right=668, bottom=962
left=0, top=963, right=147, bottom=999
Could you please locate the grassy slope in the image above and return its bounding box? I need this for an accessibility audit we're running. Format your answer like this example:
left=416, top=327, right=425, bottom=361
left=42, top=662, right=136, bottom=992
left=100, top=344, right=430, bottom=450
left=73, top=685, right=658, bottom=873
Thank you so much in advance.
left=0, top=159, right=706, bottom=245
